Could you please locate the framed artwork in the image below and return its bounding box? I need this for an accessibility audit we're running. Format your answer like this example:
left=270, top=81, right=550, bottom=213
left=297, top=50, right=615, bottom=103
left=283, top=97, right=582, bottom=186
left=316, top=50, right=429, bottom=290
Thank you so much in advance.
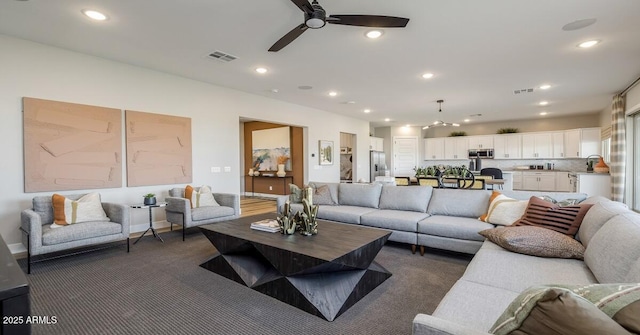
left=252, top=127, right=291, bottom=171
left=319, top=140, right=334, bottom=165
left=23, top=97, right=122, bottom=192
left=125, top=110, right=192, bottom=186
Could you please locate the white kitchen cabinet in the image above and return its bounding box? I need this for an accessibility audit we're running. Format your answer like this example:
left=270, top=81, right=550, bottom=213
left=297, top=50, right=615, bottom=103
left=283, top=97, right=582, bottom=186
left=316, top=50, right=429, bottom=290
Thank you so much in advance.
left=424, top=138, right=444, bottom=160
left=522, top=171, right=556, bottom=191
left=521, top=133, right=553, bottom=159
left=444, top=137, right=469, bottom=160
left=511, top=171, right=523, bottom=190
left=564, top=128, right=601, bottom=158
left=552, top=132, right=565, bottom=158
left=468, top=135, right=494, bottom=150
left=370, top=137, right=384, bottom=151
left=555, top=171, right=573, bottom=192
left=493, top=134, right=521, bottom=159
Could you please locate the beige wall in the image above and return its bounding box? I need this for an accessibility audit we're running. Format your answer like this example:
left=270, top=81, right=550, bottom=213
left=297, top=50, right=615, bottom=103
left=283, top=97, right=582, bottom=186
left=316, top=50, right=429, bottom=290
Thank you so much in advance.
left=599, top=105, right=612, bottom=129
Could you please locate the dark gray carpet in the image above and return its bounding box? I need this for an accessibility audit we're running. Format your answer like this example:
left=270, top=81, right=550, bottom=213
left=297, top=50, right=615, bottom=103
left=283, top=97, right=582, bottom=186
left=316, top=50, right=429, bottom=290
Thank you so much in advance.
left=24, top=230, right=471, bottom=335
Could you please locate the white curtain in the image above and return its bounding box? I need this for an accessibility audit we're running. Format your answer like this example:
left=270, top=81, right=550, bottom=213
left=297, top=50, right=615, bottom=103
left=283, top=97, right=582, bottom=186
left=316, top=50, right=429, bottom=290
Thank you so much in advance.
left=610, top=94, right=626, bottom=201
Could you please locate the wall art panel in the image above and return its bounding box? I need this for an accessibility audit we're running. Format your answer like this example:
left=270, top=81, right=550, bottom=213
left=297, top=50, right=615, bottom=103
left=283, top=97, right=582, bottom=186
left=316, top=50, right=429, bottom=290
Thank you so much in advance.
left=23, top=97, right=122, bottom=192
left=125, top=110, right=192, bottom=186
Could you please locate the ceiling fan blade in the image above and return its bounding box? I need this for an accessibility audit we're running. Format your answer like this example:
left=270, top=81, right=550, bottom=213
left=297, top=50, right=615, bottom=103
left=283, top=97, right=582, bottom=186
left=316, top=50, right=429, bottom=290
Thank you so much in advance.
left=290, top=0, right=314, bottom=14
left=327, top=15, right=409, bottom=28
left=269, top=23, right=309, bottom=52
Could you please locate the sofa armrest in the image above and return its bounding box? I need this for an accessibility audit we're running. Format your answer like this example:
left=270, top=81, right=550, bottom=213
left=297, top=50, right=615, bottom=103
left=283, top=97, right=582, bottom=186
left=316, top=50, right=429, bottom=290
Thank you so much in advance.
left=20, top=209, right=43, bottom=252
left=166, top=196, right=190, bottom=213
left=413, top=314, right=490, bottom=335
left=213, top=193, right=240, bottom=216
left=101, top=202, right=131, bottom=236
left=275, top=195, right=290, bottom=214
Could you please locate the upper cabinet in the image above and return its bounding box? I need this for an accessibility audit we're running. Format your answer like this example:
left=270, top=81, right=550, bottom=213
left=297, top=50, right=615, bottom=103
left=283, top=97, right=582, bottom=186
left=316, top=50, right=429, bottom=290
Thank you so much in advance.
left=521, top=133, right=553, bottom=159
left=493, top=134, right=521, bottom=159
left=551, top=132, right=565, bottom=158
left=424, top=138, right=445, bottom=160
left=564, top=128, right=601, bottom=158
left=444, top=137, right=469, bottom=160
left=467, top=135, right=494, bottom=150
left=370, top=136, right=384, bottom=151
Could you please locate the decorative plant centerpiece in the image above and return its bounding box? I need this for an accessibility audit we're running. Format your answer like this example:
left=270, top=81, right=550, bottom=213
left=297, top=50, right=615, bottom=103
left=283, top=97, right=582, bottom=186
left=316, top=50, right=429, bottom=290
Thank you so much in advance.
left=449, top=131, right=467, bottom=137
left=276, top=155, right=289, bottom=177
left=414, top=166, right=427, bottom=177
left=277, top=186, right=318, bottom=236
left=143, top=193, right=156, bottom=205
left=496, top=127, right=519, bottom=134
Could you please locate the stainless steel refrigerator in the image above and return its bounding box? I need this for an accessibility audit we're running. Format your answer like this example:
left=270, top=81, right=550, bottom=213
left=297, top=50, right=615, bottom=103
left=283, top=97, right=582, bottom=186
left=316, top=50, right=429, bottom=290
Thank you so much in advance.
left=370, top=151, right=387, bottom=180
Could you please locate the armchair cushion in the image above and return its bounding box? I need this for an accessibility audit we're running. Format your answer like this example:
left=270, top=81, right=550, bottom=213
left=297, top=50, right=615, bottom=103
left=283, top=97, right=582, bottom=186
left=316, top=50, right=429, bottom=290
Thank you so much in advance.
left=185, top=185, right=219, bottom=208
left=191, top=206, right=236, bottom=221
left=52, top=192, right=110, bottom=227
left=42, top=221, right=123, bottom=245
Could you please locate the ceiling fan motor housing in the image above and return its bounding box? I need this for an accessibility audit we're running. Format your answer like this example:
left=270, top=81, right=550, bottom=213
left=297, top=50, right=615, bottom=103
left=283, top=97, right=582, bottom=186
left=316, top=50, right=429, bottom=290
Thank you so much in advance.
left=305, top=4, right=326, bottom=28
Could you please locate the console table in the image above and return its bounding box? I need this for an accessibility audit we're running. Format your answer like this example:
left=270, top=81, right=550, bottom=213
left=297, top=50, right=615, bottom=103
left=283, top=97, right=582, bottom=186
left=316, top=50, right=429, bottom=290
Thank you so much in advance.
left=1, top=236, right=30, bottom=335
left=249, top=175, right=293, bottom=196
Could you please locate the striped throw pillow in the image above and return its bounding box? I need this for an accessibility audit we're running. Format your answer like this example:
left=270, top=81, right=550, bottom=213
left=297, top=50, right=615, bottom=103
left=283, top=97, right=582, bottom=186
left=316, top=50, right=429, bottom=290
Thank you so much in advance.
left=184, top=185, right=219, bottom=208
left=52, top=192, right=110, bottom=228
left=514, top=196, right=592, bottom=236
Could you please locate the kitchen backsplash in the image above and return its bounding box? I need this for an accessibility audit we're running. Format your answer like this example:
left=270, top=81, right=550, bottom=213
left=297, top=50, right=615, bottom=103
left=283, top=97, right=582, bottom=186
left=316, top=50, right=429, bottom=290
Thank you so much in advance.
left=422, top=158, right=589, bottom=172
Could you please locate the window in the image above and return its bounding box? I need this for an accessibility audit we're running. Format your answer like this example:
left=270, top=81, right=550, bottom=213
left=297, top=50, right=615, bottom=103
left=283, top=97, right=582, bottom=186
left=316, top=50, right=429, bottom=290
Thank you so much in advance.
left=633, top=113, right=640, bottom=211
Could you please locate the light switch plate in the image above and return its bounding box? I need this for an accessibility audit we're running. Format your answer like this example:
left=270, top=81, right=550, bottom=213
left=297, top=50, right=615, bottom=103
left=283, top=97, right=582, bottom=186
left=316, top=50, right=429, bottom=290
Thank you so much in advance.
left=224, top=166, right=231, bottom=172
left=211, top=167, right=221, bottom=173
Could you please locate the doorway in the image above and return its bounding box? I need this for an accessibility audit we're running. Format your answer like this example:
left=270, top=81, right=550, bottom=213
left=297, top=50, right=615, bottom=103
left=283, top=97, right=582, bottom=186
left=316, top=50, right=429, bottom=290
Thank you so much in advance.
left=340, top=132, right=355, bottom=183
left=393, top=136, right=418, bottom=177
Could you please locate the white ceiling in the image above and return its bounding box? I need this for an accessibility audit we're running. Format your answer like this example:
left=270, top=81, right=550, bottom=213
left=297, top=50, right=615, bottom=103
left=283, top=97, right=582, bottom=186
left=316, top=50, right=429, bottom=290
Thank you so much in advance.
left=1, top=0, right=639, bottom=127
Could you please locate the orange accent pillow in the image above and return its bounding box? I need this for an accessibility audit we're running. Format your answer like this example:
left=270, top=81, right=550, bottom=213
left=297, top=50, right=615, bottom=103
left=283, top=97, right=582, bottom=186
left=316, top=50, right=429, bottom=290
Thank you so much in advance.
left=184, top=185, right=194, bottom=208
left=479, top=191, right=502, bottom=221
left=52, top=193, right=109, bottom=227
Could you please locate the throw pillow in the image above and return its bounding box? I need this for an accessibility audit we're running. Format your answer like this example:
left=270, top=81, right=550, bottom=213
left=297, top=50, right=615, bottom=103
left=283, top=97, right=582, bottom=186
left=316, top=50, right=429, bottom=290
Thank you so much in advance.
left=539, top=195, right=582, bottom=207
left=479, top=191, right=528, bottom=226
left=479, top=226, right=585, bottom=259
left=185, top=185, right=219, bottom=208
left=312, top=185, right=336, bottom=205
left=514, top=196, right=593, bottom=236
left=52, top=192, right=110, bottom=228
left=490, top=283, right=640, bottom=335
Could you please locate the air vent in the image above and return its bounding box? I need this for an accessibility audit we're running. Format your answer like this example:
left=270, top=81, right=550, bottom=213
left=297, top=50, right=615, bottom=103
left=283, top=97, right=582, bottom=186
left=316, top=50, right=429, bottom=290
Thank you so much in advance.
left=206, top=50, right=238, bottom=62
left=513, top=88, right=535, bottom=95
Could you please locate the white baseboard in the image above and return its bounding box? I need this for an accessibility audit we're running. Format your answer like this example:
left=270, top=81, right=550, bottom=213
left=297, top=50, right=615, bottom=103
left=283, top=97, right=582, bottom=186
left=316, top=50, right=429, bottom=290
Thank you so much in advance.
left=243, top=192, right=283, bottom=199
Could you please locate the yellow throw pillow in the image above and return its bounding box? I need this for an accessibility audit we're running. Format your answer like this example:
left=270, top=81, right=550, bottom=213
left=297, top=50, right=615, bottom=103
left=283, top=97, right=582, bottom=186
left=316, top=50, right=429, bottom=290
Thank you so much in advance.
left=52, top=192, right=109, bottom=228
left=479, top=191, right=528, bottom=226
left=184, top=185, right=219, bottom=208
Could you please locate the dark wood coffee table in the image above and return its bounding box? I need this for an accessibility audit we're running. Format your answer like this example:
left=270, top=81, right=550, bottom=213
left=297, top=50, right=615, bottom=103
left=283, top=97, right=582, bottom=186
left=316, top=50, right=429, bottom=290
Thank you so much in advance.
left=199, top=213, right=392, bottom=321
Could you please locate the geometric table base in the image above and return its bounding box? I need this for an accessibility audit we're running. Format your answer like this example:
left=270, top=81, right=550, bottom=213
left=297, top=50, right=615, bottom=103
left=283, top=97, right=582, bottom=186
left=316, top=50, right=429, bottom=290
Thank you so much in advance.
left=199, top=215, right=392, bottom=321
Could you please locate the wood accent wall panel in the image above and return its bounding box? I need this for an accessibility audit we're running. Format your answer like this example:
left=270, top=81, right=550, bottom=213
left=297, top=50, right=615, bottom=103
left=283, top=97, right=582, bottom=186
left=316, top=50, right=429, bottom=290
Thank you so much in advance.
left=244, top=122, right=303, bottom=195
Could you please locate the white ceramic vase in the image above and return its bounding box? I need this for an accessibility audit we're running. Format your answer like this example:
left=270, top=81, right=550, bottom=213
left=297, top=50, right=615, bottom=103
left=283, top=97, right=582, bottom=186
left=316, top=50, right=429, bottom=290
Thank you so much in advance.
left=277, top=164, right=286, bottom=177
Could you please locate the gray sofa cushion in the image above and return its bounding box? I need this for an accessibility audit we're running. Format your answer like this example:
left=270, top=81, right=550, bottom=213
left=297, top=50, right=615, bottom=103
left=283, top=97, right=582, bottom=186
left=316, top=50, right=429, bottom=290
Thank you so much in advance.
left=427, top=189, right=491, bottom=218
left=584, top=212, right=640, bottom=283
left=577, top=199, right=629, bottom=247
left=338, top=183, right=382, bottom=208
left=191, top=206, right=235, bottom=221
left=418, top=215, right=493, bottom=241
left=464, top=241, right=597, bottom=293
left=42, top=221, right=122, bottom=245
left=360, top=210, right=429, bottom=232
left=315, top=205, right=377, bottom=224
left=378, top=185, right=432, bottom=213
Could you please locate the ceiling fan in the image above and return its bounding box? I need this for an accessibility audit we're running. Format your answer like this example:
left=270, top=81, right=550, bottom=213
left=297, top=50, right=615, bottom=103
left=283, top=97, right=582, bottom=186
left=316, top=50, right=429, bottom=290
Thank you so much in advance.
left=269, top=0, right=410, bottom=52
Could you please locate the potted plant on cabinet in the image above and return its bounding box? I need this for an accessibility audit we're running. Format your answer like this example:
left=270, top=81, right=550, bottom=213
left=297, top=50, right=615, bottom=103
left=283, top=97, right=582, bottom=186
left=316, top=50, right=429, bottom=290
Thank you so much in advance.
left=143, top=193, right=156, bottom=205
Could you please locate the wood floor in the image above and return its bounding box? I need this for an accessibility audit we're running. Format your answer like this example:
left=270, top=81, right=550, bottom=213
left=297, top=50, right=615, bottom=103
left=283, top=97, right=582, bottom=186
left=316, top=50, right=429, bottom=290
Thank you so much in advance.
left=240, top=196, right=277, bottom=217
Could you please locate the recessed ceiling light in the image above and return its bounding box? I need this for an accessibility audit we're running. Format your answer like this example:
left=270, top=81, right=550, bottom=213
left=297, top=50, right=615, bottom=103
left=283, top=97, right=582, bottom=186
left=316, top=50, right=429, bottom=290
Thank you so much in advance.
left=578, top=40, right=600, bottom=48
left=270, top=88, right=279, bottom=93
left=365, top=30, right=383, bottom=39
left=364, top=109, right=371, bottom=113
left=540, top=112, right=548, bottom=116
left=255, top=67, right=268, bottom=74
left=422, top=73, right=434, bottom=79
left=328, top=91, right=338, bottom=97
left=464, top=119, right=471, bottom=123
left=384, top=118, right=390, bottom=122
left=539, top=101, right=549, bottom=106
left=539, top=84, right=551, bottom=90
left=82, top=9, right=108, bottom=21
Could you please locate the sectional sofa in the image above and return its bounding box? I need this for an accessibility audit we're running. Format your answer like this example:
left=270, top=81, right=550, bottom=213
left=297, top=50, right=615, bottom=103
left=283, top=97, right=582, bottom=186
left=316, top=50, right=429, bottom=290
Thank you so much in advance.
left=276, top=182, right=585, bottom=255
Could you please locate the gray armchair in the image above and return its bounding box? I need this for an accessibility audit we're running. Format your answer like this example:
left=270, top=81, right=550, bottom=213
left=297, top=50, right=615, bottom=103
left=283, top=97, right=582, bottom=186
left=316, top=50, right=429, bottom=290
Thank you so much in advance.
left=20, top=194, right=130, bottom=274
left=165, top=187, right=240, bottom=240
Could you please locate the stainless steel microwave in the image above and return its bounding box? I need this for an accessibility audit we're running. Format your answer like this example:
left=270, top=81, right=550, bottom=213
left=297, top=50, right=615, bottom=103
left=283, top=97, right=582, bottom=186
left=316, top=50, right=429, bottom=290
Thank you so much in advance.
left=468, top=149, right=494, bottom=159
